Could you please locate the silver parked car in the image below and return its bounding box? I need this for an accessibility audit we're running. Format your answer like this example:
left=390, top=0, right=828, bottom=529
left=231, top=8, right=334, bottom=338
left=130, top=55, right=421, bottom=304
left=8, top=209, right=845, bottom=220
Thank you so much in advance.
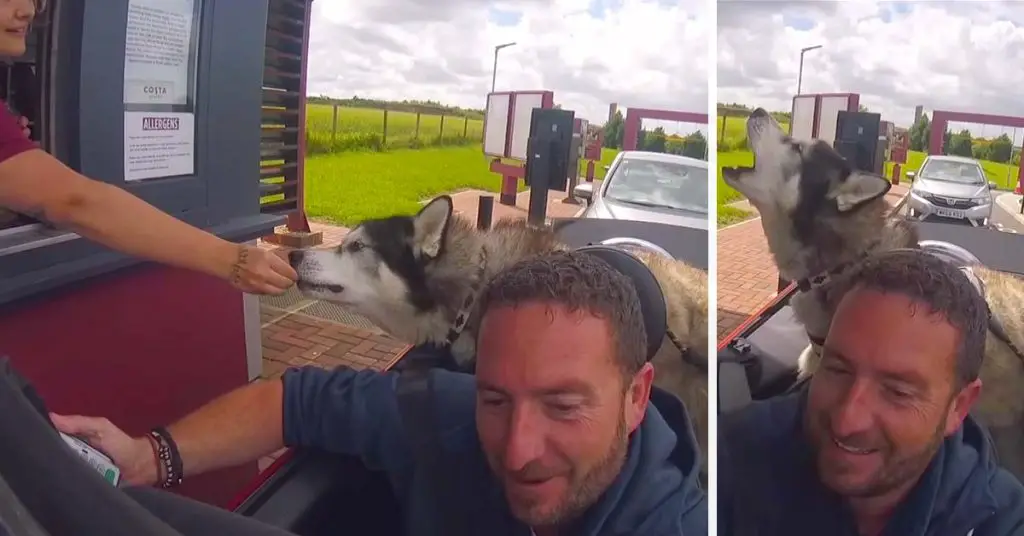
left=906, top=155, right=996, bottom=227
left=572, top=151, right=709, bottom=230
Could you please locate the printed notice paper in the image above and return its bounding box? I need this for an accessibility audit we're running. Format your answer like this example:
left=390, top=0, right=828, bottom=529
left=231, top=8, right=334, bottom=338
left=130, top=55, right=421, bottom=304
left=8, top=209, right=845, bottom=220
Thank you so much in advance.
left=123, top=0, right=197, bottom=106
left=124, top=112, right=195, bottom=181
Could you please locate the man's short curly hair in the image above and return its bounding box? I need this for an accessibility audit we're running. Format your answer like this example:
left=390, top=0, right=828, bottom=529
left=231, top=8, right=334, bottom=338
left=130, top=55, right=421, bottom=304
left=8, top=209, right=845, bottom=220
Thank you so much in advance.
left=476, top=250, right=647, bottom=380
left=839, top=249, right=989, bottom=388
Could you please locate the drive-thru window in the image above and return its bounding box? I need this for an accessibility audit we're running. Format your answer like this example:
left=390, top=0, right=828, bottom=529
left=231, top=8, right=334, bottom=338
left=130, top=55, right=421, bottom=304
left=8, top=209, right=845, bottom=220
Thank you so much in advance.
left=0, top=0, right=309, bottom=508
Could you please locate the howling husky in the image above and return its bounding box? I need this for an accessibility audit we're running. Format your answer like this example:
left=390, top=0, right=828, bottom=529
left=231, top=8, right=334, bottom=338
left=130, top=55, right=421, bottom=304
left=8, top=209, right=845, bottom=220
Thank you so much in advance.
left=722, top=107, right=1024, bottom=480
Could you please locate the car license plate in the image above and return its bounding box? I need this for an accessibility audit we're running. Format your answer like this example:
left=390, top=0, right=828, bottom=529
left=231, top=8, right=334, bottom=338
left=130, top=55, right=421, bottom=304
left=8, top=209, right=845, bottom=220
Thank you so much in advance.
left=935, top=207, right=965, bottom=219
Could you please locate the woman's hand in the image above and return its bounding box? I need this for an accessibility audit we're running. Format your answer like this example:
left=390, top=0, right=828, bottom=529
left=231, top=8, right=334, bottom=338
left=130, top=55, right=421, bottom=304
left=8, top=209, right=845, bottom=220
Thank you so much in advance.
left=229, top=245, right=297, bottom=295
left=50, top=413, right=159, bottom=487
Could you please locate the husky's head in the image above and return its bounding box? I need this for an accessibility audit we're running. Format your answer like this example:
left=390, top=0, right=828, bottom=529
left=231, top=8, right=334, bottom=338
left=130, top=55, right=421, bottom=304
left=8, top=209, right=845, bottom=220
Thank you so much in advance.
left=722, top=108, right=891, bottom=220
left=721, top=108, right=895, bottom=277
left=724, top=108, right=894, bottom=259
left=288, top=195, right=465, bottom=341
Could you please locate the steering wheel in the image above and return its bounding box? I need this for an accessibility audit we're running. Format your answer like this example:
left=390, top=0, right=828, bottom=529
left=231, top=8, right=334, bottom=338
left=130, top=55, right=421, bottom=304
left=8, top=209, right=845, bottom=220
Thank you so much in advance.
left=599, top=237, right=675, bottom=260
left=0, top=358, right=185, bottom=536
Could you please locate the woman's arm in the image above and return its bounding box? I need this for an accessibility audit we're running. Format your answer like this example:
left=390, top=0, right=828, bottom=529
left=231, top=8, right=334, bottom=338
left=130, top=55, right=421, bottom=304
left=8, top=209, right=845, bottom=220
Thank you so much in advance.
left=0, top=148, right=297, bottom=294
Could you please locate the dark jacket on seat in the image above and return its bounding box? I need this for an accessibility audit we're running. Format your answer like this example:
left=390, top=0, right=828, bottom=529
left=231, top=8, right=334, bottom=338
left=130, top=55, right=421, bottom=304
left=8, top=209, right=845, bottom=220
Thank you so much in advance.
left=718, top=389, right=1024, bottom=536
left=280, top=346, right=707, bottom=535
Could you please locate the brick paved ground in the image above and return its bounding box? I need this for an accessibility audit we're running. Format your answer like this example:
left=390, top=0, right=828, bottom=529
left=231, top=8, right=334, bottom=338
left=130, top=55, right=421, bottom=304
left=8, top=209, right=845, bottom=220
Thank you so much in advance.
left=448, top=188, right=584, bottom=224
left=253, top=187, right=577, bottom=470
left=716, top=184, right=909, bottom=342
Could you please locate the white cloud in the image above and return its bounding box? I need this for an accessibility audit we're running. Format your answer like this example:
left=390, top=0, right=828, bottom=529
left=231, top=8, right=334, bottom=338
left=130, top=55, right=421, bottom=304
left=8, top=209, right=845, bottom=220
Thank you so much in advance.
left=306, top=0, right=709, bottom=136
left=717, top=0, right=1024, bottom=143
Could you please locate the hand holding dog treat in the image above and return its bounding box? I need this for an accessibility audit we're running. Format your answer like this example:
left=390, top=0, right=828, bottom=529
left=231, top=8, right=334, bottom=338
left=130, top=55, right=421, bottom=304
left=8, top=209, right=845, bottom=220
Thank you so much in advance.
left=227, top=244, right=297, bottom=295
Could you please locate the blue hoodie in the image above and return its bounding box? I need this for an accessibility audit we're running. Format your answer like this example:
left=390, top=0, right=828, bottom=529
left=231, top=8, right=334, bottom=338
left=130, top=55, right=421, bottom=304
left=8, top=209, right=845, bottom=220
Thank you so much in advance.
left=280, top=350, right=707, bottom=535
left=718, top=389, right=1024, bottom=536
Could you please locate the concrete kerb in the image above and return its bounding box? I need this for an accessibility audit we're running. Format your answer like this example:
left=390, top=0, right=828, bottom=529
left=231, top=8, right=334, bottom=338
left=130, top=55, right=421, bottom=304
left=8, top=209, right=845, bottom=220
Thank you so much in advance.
left=890, top=189, right=910, bottom=215
left=996, top=192, right=1024, bottom=226
left=718, top=214, right=761, bottom=232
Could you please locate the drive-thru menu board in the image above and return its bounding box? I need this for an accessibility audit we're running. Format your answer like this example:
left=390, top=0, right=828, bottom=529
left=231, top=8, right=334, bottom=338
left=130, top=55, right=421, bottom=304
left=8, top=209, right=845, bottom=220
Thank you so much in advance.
left=122, top=0, right=201, bottom=182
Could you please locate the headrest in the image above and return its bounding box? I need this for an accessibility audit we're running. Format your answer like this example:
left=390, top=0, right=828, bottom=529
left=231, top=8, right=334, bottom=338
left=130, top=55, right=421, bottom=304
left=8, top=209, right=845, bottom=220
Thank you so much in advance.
left=575, top=245, right=667, bottom=360
left=901, top=242, right=986, bottom=295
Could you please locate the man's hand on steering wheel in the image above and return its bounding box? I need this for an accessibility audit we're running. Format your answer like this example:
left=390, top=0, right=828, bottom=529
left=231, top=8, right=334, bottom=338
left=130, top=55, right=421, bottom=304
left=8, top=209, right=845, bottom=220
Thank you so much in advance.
left=50, top=413, right=159, bottom=487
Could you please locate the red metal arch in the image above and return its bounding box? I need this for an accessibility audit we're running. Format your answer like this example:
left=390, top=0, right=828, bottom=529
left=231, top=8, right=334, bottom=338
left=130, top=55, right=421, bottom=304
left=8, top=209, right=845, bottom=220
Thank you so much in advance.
left=622, top=108, right=709, bottom=151
left=929, top=109, right=1024, bottom=190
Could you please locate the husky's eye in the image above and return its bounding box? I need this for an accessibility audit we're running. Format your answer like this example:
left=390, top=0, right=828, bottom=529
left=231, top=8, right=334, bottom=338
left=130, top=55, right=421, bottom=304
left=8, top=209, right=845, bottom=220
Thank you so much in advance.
left=346, top=240, right=365, bottom=253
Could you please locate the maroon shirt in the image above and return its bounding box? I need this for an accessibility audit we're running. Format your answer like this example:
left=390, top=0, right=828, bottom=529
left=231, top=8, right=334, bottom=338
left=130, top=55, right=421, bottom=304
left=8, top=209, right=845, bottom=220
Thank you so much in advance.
left=0, top=102, right=37, bottom=164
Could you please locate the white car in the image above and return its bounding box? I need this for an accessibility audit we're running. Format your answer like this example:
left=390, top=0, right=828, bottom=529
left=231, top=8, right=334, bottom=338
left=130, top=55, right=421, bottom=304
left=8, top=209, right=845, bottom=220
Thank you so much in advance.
left=572, top=151, right=709, bottom=231
left=906, top=155, right=996, bottom=227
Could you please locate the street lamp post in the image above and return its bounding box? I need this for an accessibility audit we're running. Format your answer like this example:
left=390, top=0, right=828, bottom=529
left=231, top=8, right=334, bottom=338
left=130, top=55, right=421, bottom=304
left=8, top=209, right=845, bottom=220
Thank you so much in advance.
left=797, top=44, right=822, bottom=95
left=491, top=42, right=516, bottom=93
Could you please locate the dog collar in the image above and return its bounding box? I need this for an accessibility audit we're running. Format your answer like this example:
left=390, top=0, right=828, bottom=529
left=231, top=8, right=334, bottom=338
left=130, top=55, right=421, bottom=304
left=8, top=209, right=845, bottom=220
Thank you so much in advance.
left=667, top=331, right=707, bottom=373
left=794, top=261, right=856, bottom=293
left=442, top=245, right=488, bottom=348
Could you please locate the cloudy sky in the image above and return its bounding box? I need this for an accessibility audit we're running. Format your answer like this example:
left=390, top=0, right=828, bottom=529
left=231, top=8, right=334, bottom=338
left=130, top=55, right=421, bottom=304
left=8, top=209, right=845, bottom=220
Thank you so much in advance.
left=718, top=1, right=1024, bottom=143
left=306, top=0, right=709, bottom=136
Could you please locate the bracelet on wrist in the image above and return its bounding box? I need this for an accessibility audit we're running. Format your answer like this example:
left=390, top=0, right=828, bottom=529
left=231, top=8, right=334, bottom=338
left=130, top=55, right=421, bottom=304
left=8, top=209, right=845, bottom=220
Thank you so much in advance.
left=144, top=434, right=166, bottom=485
left=229, top=245, right=248, bottom=286
left=147, top=427, right=184, bottom=489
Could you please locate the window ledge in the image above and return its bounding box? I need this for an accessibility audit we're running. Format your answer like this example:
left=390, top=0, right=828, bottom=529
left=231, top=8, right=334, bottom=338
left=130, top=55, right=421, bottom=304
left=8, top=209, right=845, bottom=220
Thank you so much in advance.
left=0, top=213, right=284, bottom=308
left=0, top=224, right=79, bottom=258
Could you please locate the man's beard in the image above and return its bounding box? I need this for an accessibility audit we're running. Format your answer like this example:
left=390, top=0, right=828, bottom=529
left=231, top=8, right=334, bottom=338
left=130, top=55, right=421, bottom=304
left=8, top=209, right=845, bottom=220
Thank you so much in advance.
left=805, top=407, right=947, bottom=499
left=506, top=415, right=631, bottom=529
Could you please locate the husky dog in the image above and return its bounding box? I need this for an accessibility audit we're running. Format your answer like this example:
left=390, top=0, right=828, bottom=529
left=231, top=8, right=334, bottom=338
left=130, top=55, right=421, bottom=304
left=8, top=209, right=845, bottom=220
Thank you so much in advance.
left=287, top=196, right=709, bottom=467
left=721, top=107, right=1024, bottom=479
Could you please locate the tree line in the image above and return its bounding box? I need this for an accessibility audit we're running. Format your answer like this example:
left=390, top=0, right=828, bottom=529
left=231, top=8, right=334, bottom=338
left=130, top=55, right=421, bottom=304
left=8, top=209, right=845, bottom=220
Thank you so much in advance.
left=308, top=95, right=486, bottom=120
left=600, top=110, right=708, bottom=160
left=908, top=113, right=1021, bottom=165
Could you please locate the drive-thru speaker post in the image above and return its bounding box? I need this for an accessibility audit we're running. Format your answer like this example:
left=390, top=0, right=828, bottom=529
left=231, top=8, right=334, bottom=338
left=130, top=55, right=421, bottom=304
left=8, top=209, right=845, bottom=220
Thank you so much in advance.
left=523, top=107, right=576, bottom=226
left=481, top=90, right=602, bottom=226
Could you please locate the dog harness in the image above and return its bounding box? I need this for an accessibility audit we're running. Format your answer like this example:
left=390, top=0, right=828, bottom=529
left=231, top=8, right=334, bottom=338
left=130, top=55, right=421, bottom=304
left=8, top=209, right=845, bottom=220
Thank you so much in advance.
left=793, top=244, right=880, bottom=348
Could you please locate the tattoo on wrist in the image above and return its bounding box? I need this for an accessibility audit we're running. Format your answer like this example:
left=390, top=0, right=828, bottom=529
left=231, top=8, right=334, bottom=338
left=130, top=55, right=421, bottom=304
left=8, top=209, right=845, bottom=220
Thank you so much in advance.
left=229, top=246, right=248, bottom=285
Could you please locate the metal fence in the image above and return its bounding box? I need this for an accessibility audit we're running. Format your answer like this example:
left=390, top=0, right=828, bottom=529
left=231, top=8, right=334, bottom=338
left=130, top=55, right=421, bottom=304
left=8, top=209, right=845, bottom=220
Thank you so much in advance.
left=304, top=103, right=486, bottom=154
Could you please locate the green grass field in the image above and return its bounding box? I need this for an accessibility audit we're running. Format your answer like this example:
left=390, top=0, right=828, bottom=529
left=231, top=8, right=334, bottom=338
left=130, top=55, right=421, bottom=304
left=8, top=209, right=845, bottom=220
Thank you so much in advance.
left=261, top=100, right=619, bottom=224
left=716, top=114, right=1022, bottom=227
left=304, top=104, right=484, bottom=154
left=301, top=145, right=620, bottom=225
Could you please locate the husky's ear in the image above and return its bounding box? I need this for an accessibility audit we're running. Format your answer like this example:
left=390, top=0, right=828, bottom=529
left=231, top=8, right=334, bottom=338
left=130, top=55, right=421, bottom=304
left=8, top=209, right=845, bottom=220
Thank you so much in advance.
left=831, top=171, right=891, bottom=212
left=413, top=195, right=453, bottom=259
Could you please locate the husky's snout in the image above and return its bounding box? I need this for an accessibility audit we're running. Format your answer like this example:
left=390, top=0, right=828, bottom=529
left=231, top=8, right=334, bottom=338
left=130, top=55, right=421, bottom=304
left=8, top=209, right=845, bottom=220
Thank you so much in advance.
left=288, top=249, right=345, bottom=294
left=746, top=107, right=775, bottom=149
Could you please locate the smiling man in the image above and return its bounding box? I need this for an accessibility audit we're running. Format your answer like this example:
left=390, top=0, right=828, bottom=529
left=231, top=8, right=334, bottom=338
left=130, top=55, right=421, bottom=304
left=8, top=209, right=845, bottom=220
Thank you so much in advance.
left=46, top=251, right=705, bottom=535
left=719, top=249, right=1024, bottom=536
